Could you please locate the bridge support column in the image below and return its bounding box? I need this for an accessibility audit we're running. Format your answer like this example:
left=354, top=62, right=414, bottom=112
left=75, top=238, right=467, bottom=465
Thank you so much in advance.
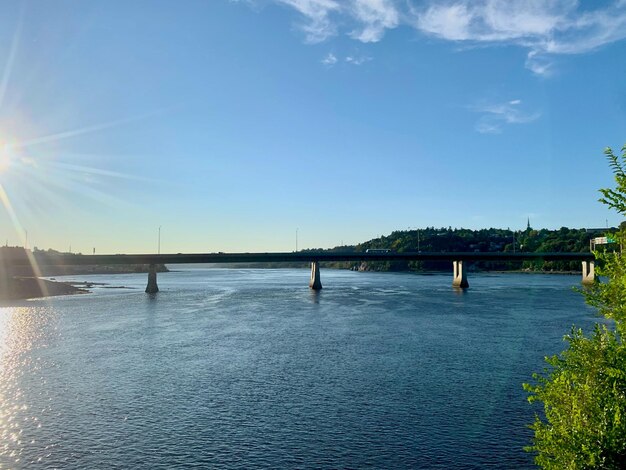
left=582, top=260, right=595, bottom=285
left=452, top=260, right=469, bottom=288
left=309, top=261, right=322, bottom=290
left=146, top=264, right=159, bottom=294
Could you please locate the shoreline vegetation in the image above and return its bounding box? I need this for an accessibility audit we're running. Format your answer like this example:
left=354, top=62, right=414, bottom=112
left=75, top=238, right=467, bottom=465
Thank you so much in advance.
left=312, top=225, right=613, bottom=273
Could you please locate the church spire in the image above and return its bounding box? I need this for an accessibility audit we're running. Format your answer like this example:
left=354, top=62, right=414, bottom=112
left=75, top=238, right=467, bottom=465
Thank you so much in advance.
left=527, top=217, right=531, bottom=231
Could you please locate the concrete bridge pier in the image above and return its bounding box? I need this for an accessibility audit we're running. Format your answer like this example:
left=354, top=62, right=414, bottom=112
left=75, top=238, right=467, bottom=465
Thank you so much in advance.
left=309, top=261, right=322, bottom=290
left=146, top=264, right=159, bottom=293
left=452, top=260, right=469, bottom=288
left=582, top=260, right=595, bottom=285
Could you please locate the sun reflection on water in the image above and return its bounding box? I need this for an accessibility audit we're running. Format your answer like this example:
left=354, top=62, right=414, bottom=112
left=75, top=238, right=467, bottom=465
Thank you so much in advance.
left=0, top=305, right=57, bottom=467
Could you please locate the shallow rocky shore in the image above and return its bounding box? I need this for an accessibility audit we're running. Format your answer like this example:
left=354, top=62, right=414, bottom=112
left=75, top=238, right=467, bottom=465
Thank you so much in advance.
left=0, top=277, right=88, bottom=301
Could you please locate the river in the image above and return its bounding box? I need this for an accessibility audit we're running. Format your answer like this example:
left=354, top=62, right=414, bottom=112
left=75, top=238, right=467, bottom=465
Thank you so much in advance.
left=0, top=268, right=599, bottom=469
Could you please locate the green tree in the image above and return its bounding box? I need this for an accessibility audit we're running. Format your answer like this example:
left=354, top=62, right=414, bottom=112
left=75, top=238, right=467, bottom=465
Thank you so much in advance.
left=524, top=144, right=626, bottom=469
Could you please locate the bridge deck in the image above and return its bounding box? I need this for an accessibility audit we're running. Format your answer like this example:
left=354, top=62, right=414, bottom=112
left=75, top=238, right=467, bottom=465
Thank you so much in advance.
left=3, top=251, right=595, bottom=266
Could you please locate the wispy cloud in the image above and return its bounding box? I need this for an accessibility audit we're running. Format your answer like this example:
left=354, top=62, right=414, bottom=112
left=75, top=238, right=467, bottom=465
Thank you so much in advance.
left=412, top=0, right=626, bottom=75
left=413, top=1, right=564, bottom=42
left=276, top=0, right=341, bottom=43
left=472, top=99, right=540, bottom=134
left=345, top=54, right=372, bottom=65
left=321, top=52, right=338, bottom=65
left=525, top=50, right=554, bottom=76
left=275, top=0, right=398, bottom=43
left=322, top=52, right=372, bottom=66
left=255, top=1, right=626, bottom=75
left=348, top=0, right=399, bottom=43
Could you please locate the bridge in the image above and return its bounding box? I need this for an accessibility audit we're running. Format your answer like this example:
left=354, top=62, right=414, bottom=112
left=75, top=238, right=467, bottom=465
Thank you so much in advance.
left=2, top=251, right=596, bottom=293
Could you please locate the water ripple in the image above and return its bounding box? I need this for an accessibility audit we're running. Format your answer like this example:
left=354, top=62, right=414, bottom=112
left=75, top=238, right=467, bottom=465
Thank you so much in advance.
left=0, top=270, right=596, bottom=469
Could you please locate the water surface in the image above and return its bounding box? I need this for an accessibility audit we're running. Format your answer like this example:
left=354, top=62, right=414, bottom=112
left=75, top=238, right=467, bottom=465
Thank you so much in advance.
left=0, top=269, right=598, bottom=468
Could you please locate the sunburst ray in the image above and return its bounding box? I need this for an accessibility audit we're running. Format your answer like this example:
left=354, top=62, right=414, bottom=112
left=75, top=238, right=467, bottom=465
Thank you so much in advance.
left=0, top=183, right=48, bottom=297
left=0, top=11, right=22, bottom=113
left=10, top=109, right=165, bottom=150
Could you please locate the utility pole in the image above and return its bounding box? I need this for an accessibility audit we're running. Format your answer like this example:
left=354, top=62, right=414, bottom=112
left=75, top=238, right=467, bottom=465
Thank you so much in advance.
left=158, top=226, right=161, bottom=254
left=296, top=228, right=298, bottom=252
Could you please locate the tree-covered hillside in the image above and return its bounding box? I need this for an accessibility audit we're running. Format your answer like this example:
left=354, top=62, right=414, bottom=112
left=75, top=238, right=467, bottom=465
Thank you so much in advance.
left=315, top=225, right=616, bottom=272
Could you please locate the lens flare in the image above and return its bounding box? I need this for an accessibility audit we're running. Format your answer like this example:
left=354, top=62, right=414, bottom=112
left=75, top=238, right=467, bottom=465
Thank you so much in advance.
left=0, top=143, right=10, bottom=174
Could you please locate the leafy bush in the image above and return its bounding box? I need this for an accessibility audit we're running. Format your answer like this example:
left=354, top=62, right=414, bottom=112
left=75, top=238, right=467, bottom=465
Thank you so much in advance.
left=524, top=326, right=626, bottom=468
left=524, top=145, right=626, bottom=469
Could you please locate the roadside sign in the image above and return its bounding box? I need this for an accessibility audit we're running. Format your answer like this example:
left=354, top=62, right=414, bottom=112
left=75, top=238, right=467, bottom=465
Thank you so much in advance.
left=593, top=237, right=617, bottom=244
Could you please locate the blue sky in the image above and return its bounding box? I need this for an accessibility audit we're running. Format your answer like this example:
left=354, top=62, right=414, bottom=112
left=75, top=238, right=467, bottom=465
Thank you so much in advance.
left=0, top=0, right=625, bottom=253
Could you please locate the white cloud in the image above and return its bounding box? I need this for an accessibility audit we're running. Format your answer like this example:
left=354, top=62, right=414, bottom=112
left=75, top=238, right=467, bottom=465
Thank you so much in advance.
left=412, top=0, right=626, bottom=75
left=275, top=0, right=398, bottom=43
left=321, top=52, right=371, bottom=66
left=345, top=54, right=372, bottom=65
left=525, top=50, right=554, bottom=76
left=472, top=99, right=540, bottom=134
left=349, top=0, right=399, bottom=43
left=414, top=3, right=475, bottom=41
left=276, top=0, right=341, bottom=43
left=414, top=1, right=569, bottom=43
left=321, top=52, right=338, bottom=65
left=256, top=1, right=626, bottom=74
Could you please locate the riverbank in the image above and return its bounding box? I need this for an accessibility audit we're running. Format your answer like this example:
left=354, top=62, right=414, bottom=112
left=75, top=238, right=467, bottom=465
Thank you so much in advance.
left=0, top=277, right=88, bottom=301
left=0, top=263, right=168, bottom=301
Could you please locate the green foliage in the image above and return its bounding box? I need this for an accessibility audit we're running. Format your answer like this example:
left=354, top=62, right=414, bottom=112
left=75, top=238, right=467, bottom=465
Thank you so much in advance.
left=589, top=144, right=626, bottom=330
left=524, top=326, right=626, bottom=469
left=353, top=225, right=598, bottom=272
left=525, top=144, right=626, bottom=468
left=599, top=145, right=626, bottom=215
left=586, top=240, right=626, bottom=331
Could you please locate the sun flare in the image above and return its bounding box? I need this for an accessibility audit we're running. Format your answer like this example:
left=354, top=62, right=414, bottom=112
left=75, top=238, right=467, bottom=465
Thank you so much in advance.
left=0, top=142, right=11, bottom=173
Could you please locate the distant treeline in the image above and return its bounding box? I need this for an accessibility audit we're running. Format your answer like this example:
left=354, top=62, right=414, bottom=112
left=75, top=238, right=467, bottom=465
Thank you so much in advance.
left=304, top=225, right=621, bottom=273
left=0, top=246, right=168, bottom=277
